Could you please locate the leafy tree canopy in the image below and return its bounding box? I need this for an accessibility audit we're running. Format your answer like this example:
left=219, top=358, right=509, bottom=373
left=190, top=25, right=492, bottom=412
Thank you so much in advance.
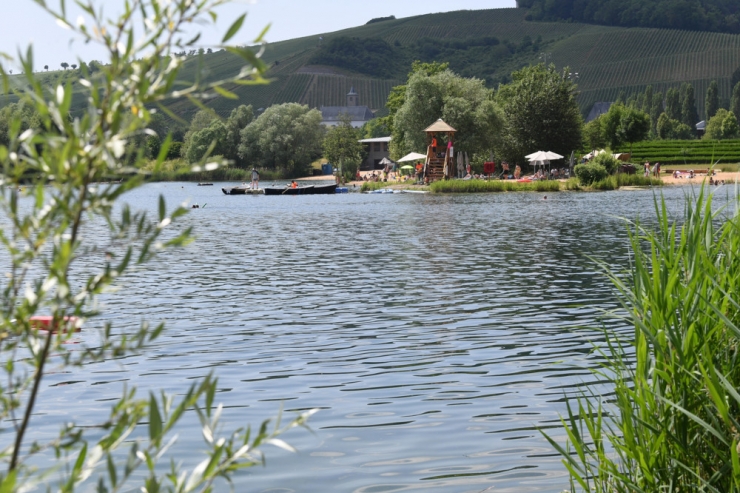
left=704, top=108, right=740, bottom=140
left=390, top=68, right=503, bottom=160
left=496, top=64, right=583, bottom=164
left=602, top=103, right=651, bottom=150
left=238, top=103, right=325, bottom=176
left=323, top=115, right=365, bottom=180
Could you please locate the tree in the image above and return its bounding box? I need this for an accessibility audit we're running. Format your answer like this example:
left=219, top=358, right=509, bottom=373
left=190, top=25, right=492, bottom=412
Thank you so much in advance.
left=391, top=67, right=503, bottom=160
left=61, top=62, right=69, bottom=70
left=71, top=63, right=78, bottom=70
left=620, top=107, right=651, bottom=152
left=665, top=88, right=681, bottom=120
left=379, top=61, right=449, bottom=135
left=181, top=108, right=219, bottom=158
left=323, top=114, right=364, bottom=180
left=732, top=66, right=740, bottom=93
left=361, top=118, right=390, bottom=139
left=650, top=91, right=663, bottom=135
left=705, top=80, right=720, bottom=120
left=705, top=108, right=730, bottom=139
left=731, top=82, right=740, bottom=120
left=0, top=0, right=312, bottom=490
left=602, top=103, right=650, bottom=151
left=721, top=111, right=740, bottom=139
left=224, top=104, right=254, bottom=165
left=583, top=116, right=607, bottom=150
left=238, top=103, right=325, bottom=176
left=186, top=120, right=229, bottom=163
left=43, top=64, right=48, bottom=71
left=496, top=64, right=582, bottom=163
left=642, top=85, right=653, bottom=113
left=680, top=83, right=699, bottom=134
left=657, top=112, right=692, bottom=140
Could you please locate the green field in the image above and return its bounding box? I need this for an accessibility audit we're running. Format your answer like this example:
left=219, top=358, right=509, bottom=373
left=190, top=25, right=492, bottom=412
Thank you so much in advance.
left=616, top=140, right=740, bottom=165
left=3, top=7, right=740, bottom=121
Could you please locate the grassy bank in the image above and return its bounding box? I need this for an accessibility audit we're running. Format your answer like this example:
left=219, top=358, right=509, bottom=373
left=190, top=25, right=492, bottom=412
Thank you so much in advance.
left=360, top=181, right=410, bottom=192
left=547, top=188, right=740, bottom=491
left=590, top=173, right=663, bottom=190
left=428, top=176, right=660, bottom=193
left=430, top=179, right=561, bottom=193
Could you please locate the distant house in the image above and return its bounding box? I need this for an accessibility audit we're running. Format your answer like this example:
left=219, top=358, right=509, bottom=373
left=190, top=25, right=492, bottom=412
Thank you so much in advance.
left=696, top=120, right=706, bottom=137
left=359, top=136, right=391, bottom=171
left=320, top=87, right=375, bottom=128
left=586, top=102, right=613, bottom=123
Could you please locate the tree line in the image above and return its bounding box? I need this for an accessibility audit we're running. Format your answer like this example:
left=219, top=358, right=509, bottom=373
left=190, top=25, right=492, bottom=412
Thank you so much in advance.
left=519, top=0, right=740, bottom=34
left=584, top=78, right=740, bottom=151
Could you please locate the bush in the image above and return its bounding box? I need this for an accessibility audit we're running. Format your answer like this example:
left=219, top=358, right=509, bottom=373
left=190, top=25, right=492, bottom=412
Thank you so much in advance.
left=574, top=162, right=608, bottom=185
left=591, top=152, right=620, bottom=174
left=166, top=141, right=183, bottom=160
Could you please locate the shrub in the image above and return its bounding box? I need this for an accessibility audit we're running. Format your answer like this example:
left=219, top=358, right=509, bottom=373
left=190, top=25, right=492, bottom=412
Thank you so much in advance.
left=591, top=152, right=620, bottom=174
left=574, top=162, right=608, bottom=185
left=167, top=141, right=183, bottom=160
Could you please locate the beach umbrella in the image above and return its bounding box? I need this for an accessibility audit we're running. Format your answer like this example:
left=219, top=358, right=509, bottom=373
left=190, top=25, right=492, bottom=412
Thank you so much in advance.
left=526, top=151, right=548, bottom=162
left=527, top=151, right=564, bottom=162
left=400, top=165, right=414, bottom=170
left=543, top=151, right=564, bottom=160
left=398, top=152, right=427, bottom=163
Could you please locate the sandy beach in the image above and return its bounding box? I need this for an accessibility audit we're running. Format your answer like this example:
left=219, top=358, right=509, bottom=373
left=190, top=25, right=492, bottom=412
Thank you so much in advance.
left=660, top=171, right=740, bottom=185
left=299, top=169, right=740, bottom=188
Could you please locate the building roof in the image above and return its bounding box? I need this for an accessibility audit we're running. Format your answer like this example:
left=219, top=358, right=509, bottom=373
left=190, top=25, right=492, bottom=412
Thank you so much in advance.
left=586, top=102, right=613, bottom=123
left=359, top=136, right=392, bottom=143
left=696, top=120, right=706, bottom=130
left=424, top=119, right=457, bottom=133
left=320, top=105, right=374, bottom=122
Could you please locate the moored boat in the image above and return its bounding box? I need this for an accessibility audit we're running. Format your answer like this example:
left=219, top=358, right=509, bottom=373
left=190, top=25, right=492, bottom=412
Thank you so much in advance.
left=222, top=187, right=263, bottom=195
left=264, top=185, right=315, bottom=196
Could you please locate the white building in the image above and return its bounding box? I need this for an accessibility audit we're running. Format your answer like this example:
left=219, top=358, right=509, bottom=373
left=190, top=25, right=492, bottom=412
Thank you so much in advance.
left=320, top=87, right=375, bottom=128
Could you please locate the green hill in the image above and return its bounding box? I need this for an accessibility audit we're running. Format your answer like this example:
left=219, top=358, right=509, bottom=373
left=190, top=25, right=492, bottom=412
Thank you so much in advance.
left=4, top=7, right=740, bottom=122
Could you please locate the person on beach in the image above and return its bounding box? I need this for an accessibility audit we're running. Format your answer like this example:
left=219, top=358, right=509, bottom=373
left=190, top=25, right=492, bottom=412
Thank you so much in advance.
left=250, top=168, right=260, bottom=189
left=644, top=161, right=650, bottom=177
left=431, top=135, right=438, bottom=154
left=656, top=162, right=661, bottom=177
left=514, top=165, right=521, bottom=180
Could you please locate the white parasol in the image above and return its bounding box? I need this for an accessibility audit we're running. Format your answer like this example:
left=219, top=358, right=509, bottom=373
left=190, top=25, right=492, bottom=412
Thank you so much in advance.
left=397, top=152, right=427, bottom=163
left=526, top=151, right=564, bottom=162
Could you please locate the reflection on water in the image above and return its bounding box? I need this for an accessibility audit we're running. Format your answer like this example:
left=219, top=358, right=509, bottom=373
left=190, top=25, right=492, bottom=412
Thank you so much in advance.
left=14, top=182, right=731, bottom=492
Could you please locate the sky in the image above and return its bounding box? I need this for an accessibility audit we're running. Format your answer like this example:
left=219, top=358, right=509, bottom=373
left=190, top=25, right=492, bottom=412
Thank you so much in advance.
left=0, top=0, right=515, bottom=71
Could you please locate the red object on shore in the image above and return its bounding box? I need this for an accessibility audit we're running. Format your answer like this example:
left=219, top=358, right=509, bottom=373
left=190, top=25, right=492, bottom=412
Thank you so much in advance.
left=483, top=162, right=496, bottom=174
left=29, top=316, right=81, bottom=333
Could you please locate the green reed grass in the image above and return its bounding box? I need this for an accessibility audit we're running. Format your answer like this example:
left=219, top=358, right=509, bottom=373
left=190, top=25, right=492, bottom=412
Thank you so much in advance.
left=148, top=167, right=283, bottom=182
left=430, top=179, right=561, bottom=193
left=360, top=181, right=401, bottom=192
left=545, top=186, right=740, bottom=492
left=590, top=174, right=664, bottom=190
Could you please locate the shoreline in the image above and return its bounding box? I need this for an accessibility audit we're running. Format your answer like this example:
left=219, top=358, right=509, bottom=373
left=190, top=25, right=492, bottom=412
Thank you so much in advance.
left=293, top=170, right=740, bottom=189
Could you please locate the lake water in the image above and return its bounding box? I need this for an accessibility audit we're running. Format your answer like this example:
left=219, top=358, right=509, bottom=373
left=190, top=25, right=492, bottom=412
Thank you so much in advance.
left=21, top=182, right=729, bottom=492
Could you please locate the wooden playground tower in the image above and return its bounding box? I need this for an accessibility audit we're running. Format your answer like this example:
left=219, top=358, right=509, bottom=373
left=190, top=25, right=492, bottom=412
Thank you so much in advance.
left=424, top=119, right=457, bottom=182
